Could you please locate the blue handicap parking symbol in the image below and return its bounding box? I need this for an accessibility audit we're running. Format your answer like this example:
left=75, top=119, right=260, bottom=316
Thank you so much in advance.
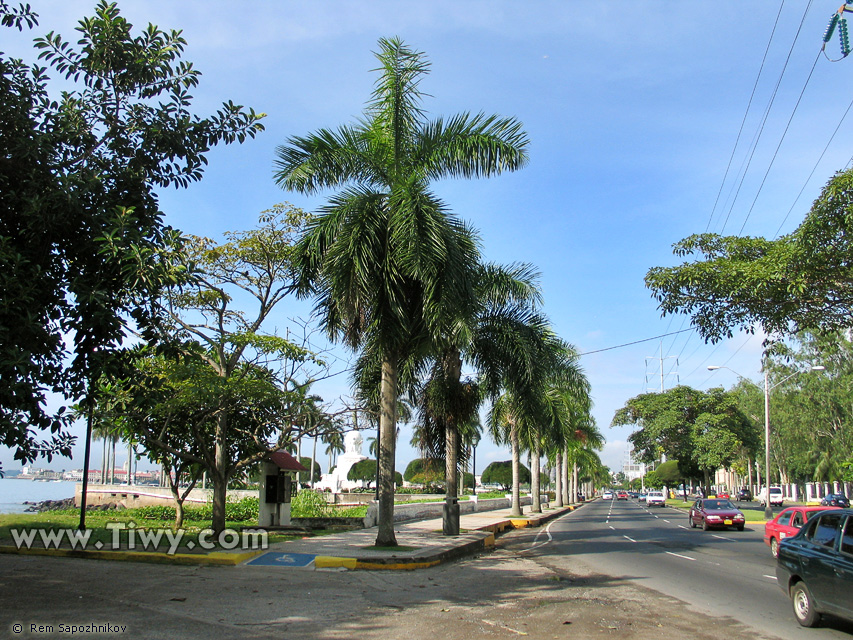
left=247, top=552, right=316, bottom=567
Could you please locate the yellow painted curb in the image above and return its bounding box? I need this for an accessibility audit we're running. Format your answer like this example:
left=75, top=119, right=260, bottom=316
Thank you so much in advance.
left=510, top=519, right=531, bottom=528
left=355, top=559, right=441, bottom=571
left=314, top=555, right=358, bottom=570
left=0, top=545, right=264, bottom=566
left=483, top=533, right=496, bottom=547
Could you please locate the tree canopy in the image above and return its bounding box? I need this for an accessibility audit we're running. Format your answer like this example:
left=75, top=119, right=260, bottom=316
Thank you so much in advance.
left=0, top=1, right=264, bottom=466
left=646, top=169, right=853, bottom=343
left=481, top=460, right=530, bottom=491
left=611, top=386, right=758, bottom=487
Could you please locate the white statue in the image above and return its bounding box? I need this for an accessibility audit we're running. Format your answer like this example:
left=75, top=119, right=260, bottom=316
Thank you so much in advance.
left=315, top=430, right=368, bottom=493
left=344, top=431, right=363, bottom=457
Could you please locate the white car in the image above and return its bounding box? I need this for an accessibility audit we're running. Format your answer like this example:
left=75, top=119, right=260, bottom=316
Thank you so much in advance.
left=757, top=486, right=784, bottom=507
left=646, top=490, right=666, bottom=507
left=602, top=491, right=614, bottom=500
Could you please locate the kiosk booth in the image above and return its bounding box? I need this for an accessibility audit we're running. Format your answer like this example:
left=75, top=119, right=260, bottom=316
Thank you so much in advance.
left=259, top=449, right=307, bottom=527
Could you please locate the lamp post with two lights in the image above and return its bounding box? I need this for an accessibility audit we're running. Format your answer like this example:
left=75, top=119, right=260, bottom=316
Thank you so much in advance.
left=707, top=364, right=824, bottom=519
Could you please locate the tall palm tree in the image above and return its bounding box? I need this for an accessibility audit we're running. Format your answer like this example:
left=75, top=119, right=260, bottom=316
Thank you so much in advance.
left=274, top=38, right=528, bottom=545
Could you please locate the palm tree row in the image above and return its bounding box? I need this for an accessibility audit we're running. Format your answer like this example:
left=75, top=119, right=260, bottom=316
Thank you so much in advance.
left=274, top=37, right=597, bottom=544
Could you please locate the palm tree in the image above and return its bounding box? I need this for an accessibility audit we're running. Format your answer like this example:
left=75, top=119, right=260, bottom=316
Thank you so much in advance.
left=274, top=38, right=528, bottom=545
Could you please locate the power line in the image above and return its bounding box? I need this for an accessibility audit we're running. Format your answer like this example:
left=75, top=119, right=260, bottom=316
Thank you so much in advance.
left=773, top=93, right=853, bottom=237
left=578, top=328, right=694, bottom=357
left=738, top=50, right=822, bottom=235
left=705, top=1, right=786, bottom=233
left=719, top=0, right=815, bottom=234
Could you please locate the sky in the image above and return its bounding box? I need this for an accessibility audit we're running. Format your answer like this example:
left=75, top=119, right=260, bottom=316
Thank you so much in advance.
left=4, top=1, right=853, bottom=478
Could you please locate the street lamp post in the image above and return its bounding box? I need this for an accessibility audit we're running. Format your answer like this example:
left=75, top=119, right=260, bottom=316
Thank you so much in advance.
left=707, top=364, right=824, bottom=520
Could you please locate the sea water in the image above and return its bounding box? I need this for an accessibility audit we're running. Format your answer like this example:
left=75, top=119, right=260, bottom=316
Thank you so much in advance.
left=0, top=478, right=77, bottom=514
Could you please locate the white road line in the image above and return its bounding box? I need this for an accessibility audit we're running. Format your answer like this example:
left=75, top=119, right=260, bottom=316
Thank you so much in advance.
left=663, top=520, right=671, bottom=523
left=609, top=525, right=615, bottom=530
left=623, top=535, right=637, bottom=543
left=665, top=551, right=696, bottom=561
left=654, top=515, right=659, bottom=518
left=678, top=525, right=689, bottom=530
left=764, top=575, right=778, bottom=580
left=712, top=534, right=734, bottom=542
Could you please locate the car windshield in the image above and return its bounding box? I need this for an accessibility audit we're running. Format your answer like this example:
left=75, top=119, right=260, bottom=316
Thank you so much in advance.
left=704, top=499, right=735, bottom=510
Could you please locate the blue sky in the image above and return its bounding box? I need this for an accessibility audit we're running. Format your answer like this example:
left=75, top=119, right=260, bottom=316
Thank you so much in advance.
left=4, top=1, right=853, bottom=477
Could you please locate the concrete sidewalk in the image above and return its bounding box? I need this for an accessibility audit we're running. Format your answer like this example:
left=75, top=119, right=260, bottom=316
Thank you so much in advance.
left=246, top=502, right=580, bottom=571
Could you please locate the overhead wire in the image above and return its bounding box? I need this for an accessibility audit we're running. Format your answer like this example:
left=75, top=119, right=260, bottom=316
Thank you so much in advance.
left=773, top=94, right=853, bottom=237
left=577, top=328, right=694, bottom=357
left=659, top=2, right=822, bottom=385
left=737, top=50, right=822, bottom=235
left=705, top=1, right=786, bottom=233
left=719, top=0, right=815, bottom=235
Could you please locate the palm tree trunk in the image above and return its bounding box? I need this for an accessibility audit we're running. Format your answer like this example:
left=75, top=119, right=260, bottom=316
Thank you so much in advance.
left=572, top=462, right=579, bottom=504
left=100, top=438, right=107, bottom=484
left=562, top=446, right=570, bottom=505
left=510, top=421, right=521, bottom=517
left=310, top=433, right=318, bottom=487
left=444, top=349, right=462, bottom=535
left=555, top=451, right=563, bottom=507
left=531, top=443, right=542, bottom=513
left=375, top=356, right=399, bottom=546
left=110, top=436, right=116, bottom=484
left=211, top=412, right=229, bottom=535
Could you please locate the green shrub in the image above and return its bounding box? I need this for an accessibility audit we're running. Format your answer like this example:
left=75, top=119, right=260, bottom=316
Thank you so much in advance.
left=291, top=489, right=334, bottom=518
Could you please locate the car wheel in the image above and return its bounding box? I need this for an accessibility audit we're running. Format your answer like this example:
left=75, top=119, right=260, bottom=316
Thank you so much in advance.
left=689, top=515, right=696, bottom=528
left=702, top=519, right=709, bottom=531
left=791, top=582, right=821, bottom=628
left=770, top=538, right=779, bottom=557
left=736, top=523, right=744, bottom=532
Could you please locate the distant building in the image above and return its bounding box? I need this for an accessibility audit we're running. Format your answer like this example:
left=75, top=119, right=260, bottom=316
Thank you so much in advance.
left=622, top=451, right=645, bottom=482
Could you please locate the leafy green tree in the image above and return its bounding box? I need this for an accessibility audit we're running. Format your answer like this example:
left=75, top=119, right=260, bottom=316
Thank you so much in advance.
left=274, top=38, right=527, bottom=546
left=655, top=460, right=682, bottom=486
left=612, top=386, right=758, bottom=493
left=299, top=457, right=322, bottom=484
left=0, top=2, right=264, bottom=465
left=643, top=470, right=663, bottom=489
left=347, top=459, right=402, bottom=486
left=403, top=458, right=444, bottom=483
left=646, top=168, right=853, bottom=342
left=136, top=207, right=331, bottom=533
left=481, top=460, right=530, bottom=491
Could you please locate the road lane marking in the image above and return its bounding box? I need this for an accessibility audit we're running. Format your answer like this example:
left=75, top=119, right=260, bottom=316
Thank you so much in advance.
left=712, top=534, right=735, bottom=542
left=763, top=575, right=777, bottom=580
left=678, top=525, right=688, bottom=530
left=609, top=526, right=615, bottom=530
left=623, top=535, right=637, bottom=543
left=665, top=551, right=696, bottom=561
left=654, top=515, right=659, bottom=518
left=663, top=520, right=671, bottom=523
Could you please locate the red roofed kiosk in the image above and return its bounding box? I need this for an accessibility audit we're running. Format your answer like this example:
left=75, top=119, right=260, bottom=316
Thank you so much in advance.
left=259, top=450, right=307, bottom=527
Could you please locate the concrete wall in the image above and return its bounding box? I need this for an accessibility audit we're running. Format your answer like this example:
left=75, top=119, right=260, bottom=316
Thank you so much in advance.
left=75, top=484, right=256, bottom=508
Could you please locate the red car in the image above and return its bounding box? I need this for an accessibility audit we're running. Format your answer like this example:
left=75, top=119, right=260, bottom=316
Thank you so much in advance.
left=616, top=491, right=628, bottom=501
left=714, top=491, right=730, bottom=499
left=764, top=505, right=841, bottom=557
left=688, top=498, right=746, bottom=531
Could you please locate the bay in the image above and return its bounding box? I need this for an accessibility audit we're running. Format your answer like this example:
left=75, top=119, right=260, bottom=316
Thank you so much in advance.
left=0, top=478, right=77, bottom=514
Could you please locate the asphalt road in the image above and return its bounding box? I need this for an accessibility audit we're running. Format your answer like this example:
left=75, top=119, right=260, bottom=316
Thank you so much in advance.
left=506, top=498, right=853, bottom=640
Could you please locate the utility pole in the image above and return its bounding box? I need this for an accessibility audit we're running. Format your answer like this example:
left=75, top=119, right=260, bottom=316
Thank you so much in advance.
left=644, top=340, right=679, bottom=393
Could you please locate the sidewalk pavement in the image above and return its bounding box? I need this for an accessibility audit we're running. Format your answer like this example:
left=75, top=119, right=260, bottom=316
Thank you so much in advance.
left=247, top=502, right=580, bottom=571
left=0, top=502, right=583, bottom=570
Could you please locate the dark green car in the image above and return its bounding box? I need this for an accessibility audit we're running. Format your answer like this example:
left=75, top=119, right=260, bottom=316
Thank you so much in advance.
left=776, top=508, right=853, bottom=627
